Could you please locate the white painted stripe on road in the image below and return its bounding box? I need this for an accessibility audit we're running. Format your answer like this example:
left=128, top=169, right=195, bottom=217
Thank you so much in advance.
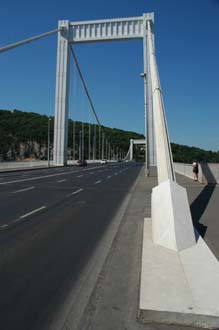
left=20, top=206, right=46, bottom=219
left=12, top=218, right=21, bottom=224
left=12, top=186, right=35, bottom=194
left=107, top=176, right=111, bottom=179
left=77, top=175, right=83, bottom=178
left=57, top=179, right=66, bottom=183
left=1, top=224, right=9, bottom=229
left=0, top=171, right=77, bottom=185
left=68, top=188, right=83, bottom=197
left=94, top=180, right=102, bottom=185
left=0, top=166, right=103, bottom=185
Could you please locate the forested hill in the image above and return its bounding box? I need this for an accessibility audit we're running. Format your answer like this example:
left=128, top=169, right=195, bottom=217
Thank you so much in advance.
left=0, top=109, right=144, bottom=161
left=0, top=109, right=219, bottom=163
left=171, top=143, right=219, bottom=163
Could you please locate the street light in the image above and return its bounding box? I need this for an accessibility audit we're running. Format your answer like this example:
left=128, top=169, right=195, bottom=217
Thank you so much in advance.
left=47, top=117, right=51, bottom=167
left=140, top=72, right=148, bottom=177
left=140, top=72, right=146, bottom=78
left=101, top=132, right=104, bottom=159
left=79, top=130, right=82, bottom=160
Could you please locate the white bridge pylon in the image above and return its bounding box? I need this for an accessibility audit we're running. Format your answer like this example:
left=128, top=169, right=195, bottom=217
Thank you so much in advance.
left=53, top=13, right=156, bottom=169
left=125, top=139, right=146, bottom=161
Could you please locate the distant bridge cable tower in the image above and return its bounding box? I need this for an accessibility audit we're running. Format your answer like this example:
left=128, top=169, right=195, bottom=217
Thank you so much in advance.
left=125, top=139, right=146, bottom=161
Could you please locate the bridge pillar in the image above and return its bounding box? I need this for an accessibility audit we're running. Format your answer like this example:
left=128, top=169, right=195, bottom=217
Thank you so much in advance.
left=130, top=139, right=134, bottom=160
left=143, top=14, right=156, bottom=176
left=147, top=19, right=196, bottom=251
left=53, top=20, right=70, bottom=166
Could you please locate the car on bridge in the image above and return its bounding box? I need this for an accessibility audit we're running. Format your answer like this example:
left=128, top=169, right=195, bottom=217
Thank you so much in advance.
left=76, top=160, right=87, bottom=167
left=100, top=159, right=107, bottom=164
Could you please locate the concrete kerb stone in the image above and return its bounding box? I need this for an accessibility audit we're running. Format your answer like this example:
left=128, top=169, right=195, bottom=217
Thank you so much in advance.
left=139, top=218, right=219, bottom=329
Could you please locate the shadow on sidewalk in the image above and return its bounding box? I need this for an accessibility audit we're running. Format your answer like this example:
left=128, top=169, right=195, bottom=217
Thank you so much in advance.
left=190, top=163, right=217, bottom=238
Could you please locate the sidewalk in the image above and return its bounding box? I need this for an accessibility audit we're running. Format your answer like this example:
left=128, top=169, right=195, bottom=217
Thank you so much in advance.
left=80, top=168, right=201, bottom=330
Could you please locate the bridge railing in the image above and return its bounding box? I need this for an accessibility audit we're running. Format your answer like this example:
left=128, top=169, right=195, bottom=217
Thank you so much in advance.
left=174, top=162, right=219, bottom=184
left=0, top=159, right=117, bottom=172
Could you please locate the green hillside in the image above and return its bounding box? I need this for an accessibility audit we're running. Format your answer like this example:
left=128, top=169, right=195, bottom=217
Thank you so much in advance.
left=171, top=143, right=219, bottom=163
left=0, top=109, right=144, bottom=161
left=0, top=109, right=219, bottom=163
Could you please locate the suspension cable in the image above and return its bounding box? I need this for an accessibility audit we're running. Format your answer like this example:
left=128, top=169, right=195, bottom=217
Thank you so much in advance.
left=69, top=45, right=127, bottom=161
left=69, top=45, right=101, bottom=127
left=70, top=45, right=116, bottom=159
left=0, top=28, right=61, bottom=54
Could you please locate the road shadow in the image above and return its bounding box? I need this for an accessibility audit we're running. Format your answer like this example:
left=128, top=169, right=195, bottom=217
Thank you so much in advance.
left=190, top=163, right=217, bottom=238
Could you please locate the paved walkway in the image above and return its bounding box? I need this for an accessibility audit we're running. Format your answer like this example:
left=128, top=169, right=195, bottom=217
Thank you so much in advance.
left=79, top=169, right=219, bottom=330
left=177, top=173, right=219, bottom=261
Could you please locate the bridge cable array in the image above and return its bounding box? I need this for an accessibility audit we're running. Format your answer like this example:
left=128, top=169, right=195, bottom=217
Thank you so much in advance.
left=69, top=45, right=126, bottom=161
left=0, top=27, right=128, bottom=162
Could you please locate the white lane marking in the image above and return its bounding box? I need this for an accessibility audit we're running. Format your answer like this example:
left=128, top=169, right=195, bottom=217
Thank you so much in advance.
left=90, top=172, right=94, bottom=175
left=77, top=175, right=83, bottom=178
left=57, top=179, right=66, bottom=183
left=20, top=206, right=46, bottom=219
left=107, top=176, right=111, bottom=179
left=12, top=186, right=35, bottom=194
left=0, top=166, right=103, bottom=185
left=94, top=180, right=102, bottom=185
left=1, top=224, right=9, bottom=229
left=67, top=188, right=83, bottom=197
left=12, top=218, right=20, bottom=224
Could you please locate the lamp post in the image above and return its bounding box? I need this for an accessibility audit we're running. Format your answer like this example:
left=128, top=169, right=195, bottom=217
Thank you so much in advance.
left=101, top=132, right=104, bottom=159
left=88, top=123, right=91, bottom=160
left=140, top=72, right=148, bottom=176
left=47, top=117, right=51, bottom=167
left=79, top=130, right=82, bottom=160
left=73, top=120, right=76, bottom=161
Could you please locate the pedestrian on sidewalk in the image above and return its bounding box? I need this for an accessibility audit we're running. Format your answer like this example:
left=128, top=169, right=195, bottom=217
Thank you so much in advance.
left=192, top=161, right=199, bottom=181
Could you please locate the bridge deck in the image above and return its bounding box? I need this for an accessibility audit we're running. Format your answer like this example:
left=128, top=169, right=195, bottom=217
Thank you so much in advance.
left=177, top=172, right=219, bottom=260
left=82, top=169, right=219, bottom=330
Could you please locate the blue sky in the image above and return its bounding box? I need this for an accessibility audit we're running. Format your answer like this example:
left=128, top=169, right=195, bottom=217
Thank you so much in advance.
left=0, top=0, right=219, bottom=151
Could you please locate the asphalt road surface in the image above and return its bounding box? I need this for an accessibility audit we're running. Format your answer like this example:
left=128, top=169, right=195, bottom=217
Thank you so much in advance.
left=0, top=162, right=142, bottom=330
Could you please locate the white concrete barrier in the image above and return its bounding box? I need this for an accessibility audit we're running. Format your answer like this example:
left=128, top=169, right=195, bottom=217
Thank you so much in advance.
left=174, top=162, right=219, bottom=184
left=0, top=160, right=51, bottom=171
